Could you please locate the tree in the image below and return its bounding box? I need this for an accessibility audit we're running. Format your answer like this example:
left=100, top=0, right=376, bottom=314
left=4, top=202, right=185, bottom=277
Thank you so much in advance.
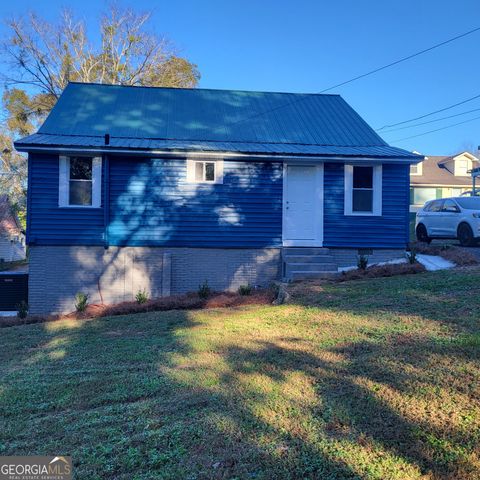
left=0, top=5, right=200, bottom=211
left=0, top=134, right=27, bottom=227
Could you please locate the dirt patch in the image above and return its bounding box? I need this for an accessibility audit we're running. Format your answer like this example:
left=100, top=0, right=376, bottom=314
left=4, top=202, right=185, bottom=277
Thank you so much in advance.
left=411, top=242, right=478, bottom=266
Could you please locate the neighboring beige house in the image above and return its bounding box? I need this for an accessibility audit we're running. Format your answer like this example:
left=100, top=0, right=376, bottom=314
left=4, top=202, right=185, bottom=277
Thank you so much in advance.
left=0, top=195, right=26, bottom=262
left=410, top=151, right=478, bottom=212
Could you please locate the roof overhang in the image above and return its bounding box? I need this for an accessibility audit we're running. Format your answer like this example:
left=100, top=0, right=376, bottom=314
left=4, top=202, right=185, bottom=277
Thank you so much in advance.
left=13, top=143, right=422, bottom=164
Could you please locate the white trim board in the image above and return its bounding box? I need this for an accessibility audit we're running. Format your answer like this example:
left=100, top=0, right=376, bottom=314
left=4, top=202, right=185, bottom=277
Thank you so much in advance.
left=58, top=155, right=102, bottom=208
left=344, top=164, right=382, bottom=216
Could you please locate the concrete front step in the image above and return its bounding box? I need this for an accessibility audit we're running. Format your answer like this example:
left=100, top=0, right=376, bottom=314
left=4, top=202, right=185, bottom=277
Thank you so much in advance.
left=289, top=271, right=338, bottom=281
left=283, top=247, right=330, bottom=256
left=283, top=247, right=338, bottom=281
left=284, top=254, right=334, bottom=263
left=286, top=263, right=338, bottom=275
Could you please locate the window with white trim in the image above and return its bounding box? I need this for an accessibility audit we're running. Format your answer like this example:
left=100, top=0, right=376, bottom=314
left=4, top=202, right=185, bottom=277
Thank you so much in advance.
left=344, top=165, right=382, bottom=216
left=186, top=159, right=223, bottom=184
left=410, top=162, right=422, bottom=176
left=59, top=156, right=102, bottom=207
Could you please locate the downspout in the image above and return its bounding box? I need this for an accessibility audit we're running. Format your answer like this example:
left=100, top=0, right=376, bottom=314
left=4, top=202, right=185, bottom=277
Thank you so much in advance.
left=98, top=149, right=110, bottom=305
left=26, top=155, right=33, bottom=245
left=103, top=152, right=110, bottom=249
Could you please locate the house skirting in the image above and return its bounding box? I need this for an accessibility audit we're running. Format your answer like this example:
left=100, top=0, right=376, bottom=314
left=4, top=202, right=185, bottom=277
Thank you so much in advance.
left=329, top=248, right=406, bottom=268
left=28, top=246, right=282, bottom=314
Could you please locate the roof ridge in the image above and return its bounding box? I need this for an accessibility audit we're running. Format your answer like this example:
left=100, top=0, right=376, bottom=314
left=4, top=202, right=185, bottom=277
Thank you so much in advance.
left=66, top=81, right=342, bottom=97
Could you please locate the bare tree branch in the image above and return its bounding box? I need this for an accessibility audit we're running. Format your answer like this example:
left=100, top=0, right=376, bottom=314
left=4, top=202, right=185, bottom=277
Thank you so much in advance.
left=0, top=4, right=200, bottom=216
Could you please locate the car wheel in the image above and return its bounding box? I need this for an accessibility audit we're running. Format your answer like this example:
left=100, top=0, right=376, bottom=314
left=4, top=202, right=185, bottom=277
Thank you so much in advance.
left=416, top=224, right=431, bottom=244
left=458, top=223, right=474, bottom=247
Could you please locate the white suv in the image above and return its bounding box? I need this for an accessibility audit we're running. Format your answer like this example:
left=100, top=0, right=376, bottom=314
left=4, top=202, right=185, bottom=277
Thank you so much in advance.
left=415, top=197, right=480, bottom=246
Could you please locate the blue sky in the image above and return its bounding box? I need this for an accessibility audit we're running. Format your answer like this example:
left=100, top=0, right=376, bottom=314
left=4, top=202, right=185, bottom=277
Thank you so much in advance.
left=1, top=0, right=479, bottom=155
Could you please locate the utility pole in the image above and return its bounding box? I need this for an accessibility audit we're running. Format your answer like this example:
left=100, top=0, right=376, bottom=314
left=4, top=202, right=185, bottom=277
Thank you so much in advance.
left=472, top=145, right=480, bottom=195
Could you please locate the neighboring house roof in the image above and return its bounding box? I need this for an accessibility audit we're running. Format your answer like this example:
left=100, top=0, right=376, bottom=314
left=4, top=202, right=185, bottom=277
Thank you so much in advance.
left=0, top=195, right=22, bottom=237
left=411, top=153, right=477, bottom=186
left=15, top=82, right=420, bottom=161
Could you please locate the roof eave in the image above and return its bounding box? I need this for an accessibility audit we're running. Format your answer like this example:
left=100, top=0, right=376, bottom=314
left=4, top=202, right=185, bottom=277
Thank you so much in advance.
left=13, top=142, right=422, bottom=163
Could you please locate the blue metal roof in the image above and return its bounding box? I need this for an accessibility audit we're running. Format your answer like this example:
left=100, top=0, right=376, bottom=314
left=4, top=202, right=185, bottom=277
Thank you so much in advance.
left=15, top=133, right=418, bottom=159
left=15, top=82, right=420, bottom=160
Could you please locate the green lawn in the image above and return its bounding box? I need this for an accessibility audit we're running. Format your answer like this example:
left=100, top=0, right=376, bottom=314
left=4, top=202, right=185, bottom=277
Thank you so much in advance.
left=1, top=269, right=480, bottom=479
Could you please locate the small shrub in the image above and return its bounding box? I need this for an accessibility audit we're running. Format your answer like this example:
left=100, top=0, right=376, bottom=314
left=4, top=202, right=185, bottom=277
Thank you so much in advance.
left=135, top=288, right=148, bottom=304
left=238, top=284, right=252, bottom=296
left=16, top=300, right=28, bottom=320
left=407, top=247, right=417, bottom=264
left=198, top=280, right=211, bottom=299
left=269, top=282, right=280, bottom=298
left=357, top=255, right=369, bottom=270
left=75, top=292, right=89, bottom=312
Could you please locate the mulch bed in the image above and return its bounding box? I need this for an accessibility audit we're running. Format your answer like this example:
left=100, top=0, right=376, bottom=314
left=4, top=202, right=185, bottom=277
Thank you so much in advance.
left=337, top=262, right=426, bottom=282
left=0, top=289, right=276, bottom=328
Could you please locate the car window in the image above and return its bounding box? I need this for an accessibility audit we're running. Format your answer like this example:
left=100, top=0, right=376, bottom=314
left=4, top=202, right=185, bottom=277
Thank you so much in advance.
left=425, top=200, right=443, bottom=212
left=456, top=197, right=480, bottom=209
left=443, top=199, right=460, bottom=212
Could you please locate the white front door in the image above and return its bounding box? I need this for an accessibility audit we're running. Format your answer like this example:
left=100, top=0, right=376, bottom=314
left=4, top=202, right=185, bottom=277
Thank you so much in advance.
left=283, top=164, right=323, bottom=246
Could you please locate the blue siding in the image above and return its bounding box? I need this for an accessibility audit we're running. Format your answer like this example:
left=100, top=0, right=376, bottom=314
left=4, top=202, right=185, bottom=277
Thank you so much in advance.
left=28, top=154, right=283, bottom=248
left=28, top=154, right=409, bottom=249
left=108, top=157, right=283, bottom=247
left=28, top=153, right=104, bottom=245
left=323, top=163, right=410, bottom=248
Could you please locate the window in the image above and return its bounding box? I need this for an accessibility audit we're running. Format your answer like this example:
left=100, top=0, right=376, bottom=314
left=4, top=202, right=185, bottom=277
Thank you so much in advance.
left=442, top=199, right=460, bottom=213
left=195, top=161, right=215, bottom=182
left=410, top=162, right=422, bottom=176
left=59, top=156, right=102, bottom=207
left=344, top=165, right=382, bottom=215
left=69, top=157, right=92, bottom=205
left=456, top=197, right=480, bottom=209
left=186, top=159, right=223, bottom=184
left=425, top=200, right=444, bottom=212
left=411, top=187, right=440, bottom=206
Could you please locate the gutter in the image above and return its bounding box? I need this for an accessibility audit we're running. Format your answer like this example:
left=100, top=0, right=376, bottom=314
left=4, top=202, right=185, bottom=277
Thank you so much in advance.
left=13, top=144, right=422, bottom=164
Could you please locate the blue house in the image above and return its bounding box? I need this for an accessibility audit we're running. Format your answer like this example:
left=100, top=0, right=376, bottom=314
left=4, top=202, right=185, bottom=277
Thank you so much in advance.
left=15, top=83, right=422, bottom=314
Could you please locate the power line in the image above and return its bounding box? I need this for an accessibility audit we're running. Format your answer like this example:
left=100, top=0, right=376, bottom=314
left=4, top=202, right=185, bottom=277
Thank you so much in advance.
left=227, top=25, right=480, bottom=127
left=380, top=106, right=480, bottom=133
left=318, top=26, right=480, bottom=94
left=390, top=114, right=480, bottom=142
left=376, top=92, right=480, bottom=131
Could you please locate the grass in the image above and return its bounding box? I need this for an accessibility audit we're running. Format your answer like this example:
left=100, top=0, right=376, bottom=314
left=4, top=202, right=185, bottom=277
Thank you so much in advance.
left=1, top=269, right=480, bottom=479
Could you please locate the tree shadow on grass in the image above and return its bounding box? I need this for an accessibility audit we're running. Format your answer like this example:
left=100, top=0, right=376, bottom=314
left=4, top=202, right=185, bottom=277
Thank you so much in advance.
left=0, top=297, right=479, bottom=479
left=288, top=270, right=480, bottom=335
left=0, top=310, right=359, bottom=479
left=214, top=333, right=479, bottom=480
